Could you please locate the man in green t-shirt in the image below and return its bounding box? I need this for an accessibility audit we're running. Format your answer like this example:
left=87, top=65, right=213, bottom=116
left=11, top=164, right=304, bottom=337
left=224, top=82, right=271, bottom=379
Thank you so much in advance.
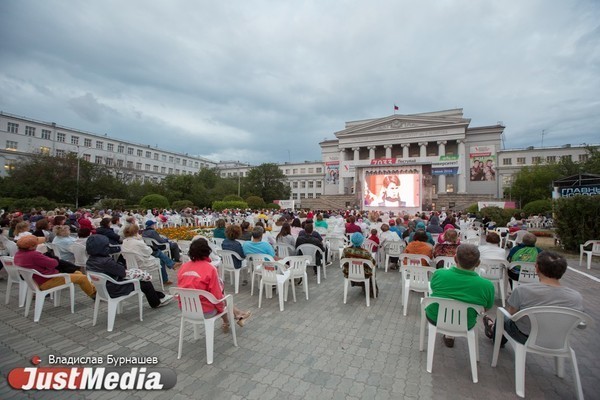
left=426, top=244, right=495, bottom=347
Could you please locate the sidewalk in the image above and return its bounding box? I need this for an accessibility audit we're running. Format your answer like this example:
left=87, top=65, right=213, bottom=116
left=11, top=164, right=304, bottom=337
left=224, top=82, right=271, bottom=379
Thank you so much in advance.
left=1, top=254, right=598, bottom=400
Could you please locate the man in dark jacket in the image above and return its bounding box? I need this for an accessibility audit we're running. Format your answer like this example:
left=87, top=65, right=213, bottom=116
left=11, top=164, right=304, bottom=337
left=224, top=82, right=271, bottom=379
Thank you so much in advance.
left=296, top=223, right=327, bottom=273
left=86, top=235, right=172, bottom=308
left=142, top=220, right=181, bottom=262
left=95, top=217, right=122, bottom=253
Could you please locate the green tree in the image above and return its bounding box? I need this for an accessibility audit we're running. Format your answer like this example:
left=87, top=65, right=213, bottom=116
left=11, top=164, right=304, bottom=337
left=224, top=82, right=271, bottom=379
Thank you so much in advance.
left=245, top=163, right=290, bottom=203
left=508, top=164, right=562, bottom=207
left=246, top=195, right=266, bottom=209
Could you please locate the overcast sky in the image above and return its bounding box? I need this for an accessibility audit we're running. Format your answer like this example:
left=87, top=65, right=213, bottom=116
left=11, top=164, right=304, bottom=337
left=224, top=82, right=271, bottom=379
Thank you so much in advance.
left=1, top=1, right=599, bottom=164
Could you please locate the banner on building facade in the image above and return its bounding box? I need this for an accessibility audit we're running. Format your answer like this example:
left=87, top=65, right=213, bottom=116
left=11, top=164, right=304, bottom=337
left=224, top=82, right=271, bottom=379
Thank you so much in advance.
left=325, top=162, right=339, bottom=184
left=477, top=201, right=516, bottom=210
left=558, top=185, right=600, bottom=198
left=469, top=146, right=496, bottom=181
left=432, top=155, right=460, bottom=175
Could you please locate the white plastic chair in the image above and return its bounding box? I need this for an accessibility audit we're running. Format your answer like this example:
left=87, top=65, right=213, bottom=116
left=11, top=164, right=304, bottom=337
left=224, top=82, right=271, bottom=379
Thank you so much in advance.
left=212, top=238, right=224, bottom=249
left=511, top=261, right=537, bottom=288
left=245, top=253, right=274, bottom=296
left=579, top=240, right=600, bottom=270
left=419, top=297, right=484, bottom=383
left=0, top=236, right=18, bottom=256
left=401, top=265, right=435, bottom=316
left=477, top=258, right=509, bottom=307
left=433, top=256, right=457, bottom=269
left=17, top=267, right=75, bottom=322
left=177, top=240, right=192, bottom=262
left=170, top=286, right=238, bottom=364
left=87, top=272, right=143, bottom=332
left=1, top=256, right=27, bottom=306
left=216, top=250, right=248, bottom=294
left=296, top=243, right=328, bottom=284
left=276, top=243, right=296, bottom=258
left=120, top=250, right=164, bottom=292
left=143, top=237, right=172, bottom=259
left=70, top=243, right=88, bottom=272
left=282, top=255, right=310, bottom=301
left=506, top=230, right=528, bottom=249
left=341, top=258, right=376, bottom=307
left=491, top=306, right=593, bottom=399
left=384, top=241, right=405, bottom=272
left=326, top=236, right=347, bottom=262
left=494, top=227, right=510, bottom=248
left=258, top=261, right=290, bottom=311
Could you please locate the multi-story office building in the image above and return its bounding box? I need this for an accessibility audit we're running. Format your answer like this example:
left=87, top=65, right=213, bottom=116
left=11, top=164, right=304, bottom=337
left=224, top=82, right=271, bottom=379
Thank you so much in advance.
left=0, top=111, right=217, bottom=182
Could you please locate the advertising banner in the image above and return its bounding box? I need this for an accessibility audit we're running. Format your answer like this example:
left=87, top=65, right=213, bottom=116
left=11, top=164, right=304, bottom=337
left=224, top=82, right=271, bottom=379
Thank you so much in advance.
left=469, top=145, right=496, bottom=181
left=325, top=162, right=339, bottom=184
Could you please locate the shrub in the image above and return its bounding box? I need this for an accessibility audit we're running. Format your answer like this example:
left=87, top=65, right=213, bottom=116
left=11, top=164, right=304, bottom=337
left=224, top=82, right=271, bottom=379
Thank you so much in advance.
left=265, top=202, right=281, bottom=210
left=465, top=203, right=479, bottom=214
left=212, top=200, right=248, bottom=211
left=223, top=195, right=244, bottom=202
left=478, top=206, right=513, bottom=227
left=139, top=194, right=170, bottom=210
left=246, top=196, right=266, bottom=209
left=11, top=196, right=57, bottom=212
left=172, top=200, right=194, bottom=210
left=554, top=196, right=600, bottom=251
left=523, top=199, right=553, bottom=216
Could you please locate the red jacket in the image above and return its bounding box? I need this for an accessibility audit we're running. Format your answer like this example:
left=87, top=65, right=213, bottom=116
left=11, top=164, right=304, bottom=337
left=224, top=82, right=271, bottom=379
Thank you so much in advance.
left=177, top=259, right=224, bottom=314
left=14, top=249, right=59, bottom=286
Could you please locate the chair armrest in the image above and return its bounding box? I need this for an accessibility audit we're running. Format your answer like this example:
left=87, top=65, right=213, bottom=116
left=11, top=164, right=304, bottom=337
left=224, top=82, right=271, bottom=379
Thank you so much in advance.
left=109, top=278, right=141, bottom=290
left=34, top=271, right=72, bottom=283
left=496, top=306, right=513, bottom=321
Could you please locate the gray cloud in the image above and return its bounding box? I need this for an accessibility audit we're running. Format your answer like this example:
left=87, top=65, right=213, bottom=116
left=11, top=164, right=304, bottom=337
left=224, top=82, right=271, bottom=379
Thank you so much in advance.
left=1, top=0, right=598, bottom=163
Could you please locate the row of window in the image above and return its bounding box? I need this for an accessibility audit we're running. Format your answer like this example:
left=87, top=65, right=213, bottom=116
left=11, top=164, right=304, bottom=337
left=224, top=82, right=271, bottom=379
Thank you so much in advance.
left=6, top=122, right=205, bottom=168
left=284, top=167, right=323, bottom=174
left=291, top=181, right=323, bottom=189
left=502, top=154, right=587, bottom=166
left=291, top=193, right=317, bottom=200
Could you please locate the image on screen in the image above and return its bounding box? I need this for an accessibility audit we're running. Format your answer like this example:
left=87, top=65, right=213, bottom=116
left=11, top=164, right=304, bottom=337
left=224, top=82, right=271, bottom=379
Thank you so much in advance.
left=363, top=173, right=420, bottom=208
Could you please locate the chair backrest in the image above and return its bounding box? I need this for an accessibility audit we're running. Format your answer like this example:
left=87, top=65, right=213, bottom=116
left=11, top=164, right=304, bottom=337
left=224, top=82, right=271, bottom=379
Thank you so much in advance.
left=212, top=238, right=224, bottom=249
left=170, top=286, right=219, bottom=322
left=0, top=236, right=18, bottom=256
left=326, top=236, right=347, bottom=251
left=281, top=256, right=310, bottom=277
left=463, top=229, right=480, bottom=240
left=477, top=258, right=509, bottom=280
left=385, top=241, right=405, bottom=256
left=340, top=257, right=374, bottom=280
left=589, top=241, right=600, bottom=255
left=433, top=256, right=457, bottom=269
left=361, top=239, right=378, bottom=253
left=464, top=236, right=480, bottom=246
left=70, top=243, right=88, bottom=268
left=402, top=265, right=435, bottom=291
left=399, top=253, right=432, bottom=267
left=15, top=267, right=42, bottom=291
left=245, top=253, right=274, bottom=270
left=1, top=256, right=21, bottom=283
left=512, top=306, right=593, bottom=354
left=260, top=261, right=286, bottom=284
left=512, top=261, right=537, bottom=284
left=430, top=233, right=440, bottom=243
left=422, top=297, right=483, bottom=334
left=296, top=244, right=324, bottom=266
left=87, top=272, right=114, bottom=301
left=120, top=251, right=140, bottom=269
left=216, top=250, right=243, bottom=270
left=276, top=243, right=296, bottom=258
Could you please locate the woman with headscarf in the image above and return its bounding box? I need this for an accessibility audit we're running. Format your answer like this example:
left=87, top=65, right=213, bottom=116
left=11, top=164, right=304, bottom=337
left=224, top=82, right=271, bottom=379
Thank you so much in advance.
left=341, top=232, right=378, bottom=297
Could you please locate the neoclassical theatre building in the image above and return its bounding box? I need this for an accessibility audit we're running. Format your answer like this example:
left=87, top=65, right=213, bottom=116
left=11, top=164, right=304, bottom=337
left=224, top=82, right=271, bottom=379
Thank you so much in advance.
left=319, top=109, right=504, bottom=212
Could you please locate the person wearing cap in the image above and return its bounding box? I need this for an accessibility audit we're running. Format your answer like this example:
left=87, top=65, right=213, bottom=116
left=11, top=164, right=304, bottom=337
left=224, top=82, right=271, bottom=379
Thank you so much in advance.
left=341, top=232, right=378, bottom=297
left=142, top=220, right=181, bottom=262
left=14, top=235, right=96, bottom=299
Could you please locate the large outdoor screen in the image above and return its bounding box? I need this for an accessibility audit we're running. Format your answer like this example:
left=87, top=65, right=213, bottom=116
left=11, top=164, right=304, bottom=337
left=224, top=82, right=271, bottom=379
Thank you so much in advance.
left=363, top=173, right=420, bottom=208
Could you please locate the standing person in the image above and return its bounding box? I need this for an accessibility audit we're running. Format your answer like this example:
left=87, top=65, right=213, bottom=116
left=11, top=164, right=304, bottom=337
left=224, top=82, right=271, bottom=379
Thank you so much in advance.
left=86, top=235, right=172, bottom=308
left=177, top=238, right=252, bottom=332
left=483, top=251, right=583, bottom=345
left=426, top=244, right=495, bottom=347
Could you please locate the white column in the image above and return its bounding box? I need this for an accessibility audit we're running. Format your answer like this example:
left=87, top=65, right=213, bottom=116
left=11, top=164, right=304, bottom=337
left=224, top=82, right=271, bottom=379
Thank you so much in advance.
left=384, top=144, right=393, bottom=158
left=402, top=144, right=410, bottom=158
left=437, top=140, right=447, bottom=194
left=338, top=149, right=346, bottom=194
left=458, top=139, right=467, bottom=193
left=368, top=146, right=376, bottom=160
left=419, top=142, right=428, bottom=158
left=352, top=147, right=360, bottom=161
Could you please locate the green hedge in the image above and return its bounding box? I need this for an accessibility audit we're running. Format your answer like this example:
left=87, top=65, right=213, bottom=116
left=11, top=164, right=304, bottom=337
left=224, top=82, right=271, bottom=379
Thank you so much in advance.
left=11, top=196, right=57, bottom=212
left=139, top=194, right=170, bottom=210
left=555, top=196, right=600, bottom=251
left=172, top=200, right=194, bottom=210
left=523, top=199, right=553, bottom=216
left=212, top=200, right=248, bottom=211
left=245, top=196, right=266, bottom=209
left=265, top=202, right=281, bottom=210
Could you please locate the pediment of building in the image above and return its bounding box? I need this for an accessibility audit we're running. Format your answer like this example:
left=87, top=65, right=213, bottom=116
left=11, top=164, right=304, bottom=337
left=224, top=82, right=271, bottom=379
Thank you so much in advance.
left=335, top=114, right=470, bottom=138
